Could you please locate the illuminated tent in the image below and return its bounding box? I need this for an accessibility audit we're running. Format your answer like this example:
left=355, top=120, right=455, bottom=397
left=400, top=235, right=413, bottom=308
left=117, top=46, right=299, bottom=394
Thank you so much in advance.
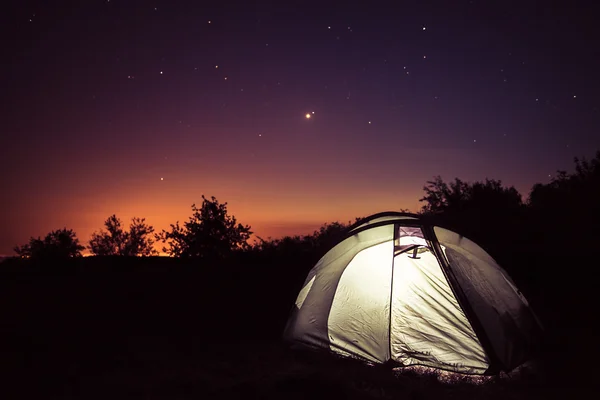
left=283, top=212, right=543, bottom=375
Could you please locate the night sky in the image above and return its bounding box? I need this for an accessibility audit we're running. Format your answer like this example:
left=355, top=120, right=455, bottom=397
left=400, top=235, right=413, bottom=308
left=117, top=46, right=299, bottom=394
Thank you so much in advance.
left=3, top=0, right=599, bottom=255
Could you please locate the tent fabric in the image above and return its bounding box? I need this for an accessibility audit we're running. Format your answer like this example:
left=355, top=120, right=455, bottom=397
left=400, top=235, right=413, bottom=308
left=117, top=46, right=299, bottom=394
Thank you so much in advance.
left=390, top=249, right=489, bottom=373
left=349, top=214, right=419, bottom=234
left=283, top=224, right=394, bottom=353
left=434, top=227, right=543, bottom=371
left=284, top=214, right=542, bottom=375
left=328, top=241, right=393, bottom=363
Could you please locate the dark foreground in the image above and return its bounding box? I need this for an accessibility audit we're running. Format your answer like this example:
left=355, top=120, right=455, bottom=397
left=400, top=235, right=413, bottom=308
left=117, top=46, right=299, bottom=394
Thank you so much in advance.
left=0, top=255, right=597, bottom=399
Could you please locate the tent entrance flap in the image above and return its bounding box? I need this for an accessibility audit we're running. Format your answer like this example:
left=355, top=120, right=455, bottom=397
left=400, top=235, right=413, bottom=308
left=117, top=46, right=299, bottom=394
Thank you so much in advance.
left=390, top=249, right=489, bottom=374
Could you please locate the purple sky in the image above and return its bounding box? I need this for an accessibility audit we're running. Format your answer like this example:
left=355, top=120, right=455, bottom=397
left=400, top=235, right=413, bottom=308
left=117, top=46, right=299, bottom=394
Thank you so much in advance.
left=2, top=0, right=599, bottom=255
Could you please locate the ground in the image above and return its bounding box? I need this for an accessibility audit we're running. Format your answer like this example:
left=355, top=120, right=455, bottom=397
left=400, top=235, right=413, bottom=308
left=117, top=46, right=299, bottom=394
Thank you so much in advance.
left=0, top=256, right=596, bottom=399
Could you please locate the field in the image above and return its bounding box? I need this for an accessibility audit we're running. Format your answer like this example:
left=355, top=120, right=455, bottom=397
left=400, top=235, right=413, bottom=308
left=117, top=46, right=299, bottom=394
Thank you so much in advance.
left=0, top=254, right=597, bottom=399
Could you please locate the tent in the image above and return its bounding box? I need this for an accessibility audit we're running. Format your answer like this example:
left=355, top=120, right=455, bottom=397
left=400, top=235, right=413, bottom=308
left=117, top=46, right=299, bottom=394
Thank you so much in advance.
left=283, top=212, right=543, bottom=375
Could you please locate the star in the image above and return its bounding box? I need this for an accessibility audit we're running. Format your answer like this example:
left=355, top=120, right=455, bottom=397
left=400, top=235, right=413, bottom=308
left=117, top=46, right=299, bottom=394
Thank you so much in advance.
left=258, top=133, right=262, bottom=137
left=215, top=65, right=219, bottom=69
left=160, top=71, right=163, bottom=75
left=160, top=177, right=164, bottom=181
left=305, top=113, right=312, bottom=119
left=422, top=26, right=427, bottom=31
left=224, top=76, right=228, bottom=80
left=368, top=121, right=372, bottom=124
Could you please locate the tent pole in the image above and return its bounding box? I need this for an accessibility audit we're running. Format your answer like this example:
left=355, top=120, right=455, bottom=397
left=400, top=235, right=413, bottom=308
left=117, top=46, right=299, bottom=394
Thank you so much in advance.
left=387, top=223, right=398, bottom=363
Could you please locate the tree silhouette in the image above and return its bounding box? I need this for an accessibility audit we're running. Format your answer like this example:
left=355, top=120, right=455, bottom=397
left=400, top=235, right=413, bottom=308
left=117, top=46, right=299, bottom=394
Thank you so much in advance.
left=529, top=150, right=600, bottom=215
left=125, top=217, right=157, bottom=256
left=420, top=176, right=523, bottom=216
left=251, top=220, right=357, bottom=265
left=14, top=228, right=85, bottom=260
left=305, top=221, right=354, bottom=251
left=419, top=176, right=525, bottom=263
left=156, top=195, right=252, bottom=259
left=528, top=150, right=600, bottom=249
left=89, top=215, right=157, bottom=256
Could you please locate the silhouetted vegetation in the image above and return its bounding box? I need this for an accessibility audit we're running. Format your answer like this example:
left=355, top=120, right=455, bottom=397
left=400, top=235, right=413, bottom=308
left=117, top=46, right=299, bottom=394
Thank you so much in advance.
left=252, top=220, right=355, bottom=262
left=420, top=176, right=524, bottom=217
left=418, top=176, right=526, bottom=266
left=89, top=215, right=157, bottom=256
left=156, top=195, right=252, bottom=259
left=13, top=228, right=84, bottom=260
left=528, top=149, right=600, bottom=250
left=3, top=150, right=600, bottom=398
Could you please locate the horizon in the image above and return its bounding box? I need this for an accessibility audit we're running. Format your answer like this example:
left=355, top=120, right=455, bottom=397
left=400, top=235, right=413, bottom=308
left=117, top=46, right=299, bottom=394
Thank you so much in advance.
left=2, top=172, right=578, bottom=257
left=3, top=0, right=599, bottom=256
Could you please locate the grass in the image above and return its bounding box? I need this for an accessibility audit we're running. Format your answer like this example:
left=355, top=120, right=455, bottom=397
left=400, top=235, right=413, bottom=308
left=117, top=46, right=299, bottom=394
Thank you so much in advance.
left=0, top=255, right=596, bottom=399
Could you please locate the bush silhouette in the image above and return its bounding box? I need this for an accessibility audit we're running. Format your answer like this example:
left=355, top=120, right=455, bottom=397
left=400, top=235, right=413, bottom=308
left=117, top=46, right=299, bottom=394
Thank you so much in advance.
left=252, top=220, right=355, bottom=261
left=156, top=195, right=252, bottom=259
left=418, top=176, right=526, bottom=269
left=13, top=228, right=85, bottom=260
left=529, top=150, right=600, bottom=217
left=528, top=150, right=600, bottom=250
left=89, top=215, right=157, bottom=256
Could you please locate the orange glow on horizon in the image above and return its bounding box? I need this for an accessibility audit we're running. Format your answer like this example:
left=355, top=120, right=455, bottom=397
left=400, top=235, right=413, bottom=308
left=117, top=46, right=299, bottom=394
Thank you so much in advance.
left=5, top=180, right=422, bottom=256
left=4, top=145, right=535, bottom=256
